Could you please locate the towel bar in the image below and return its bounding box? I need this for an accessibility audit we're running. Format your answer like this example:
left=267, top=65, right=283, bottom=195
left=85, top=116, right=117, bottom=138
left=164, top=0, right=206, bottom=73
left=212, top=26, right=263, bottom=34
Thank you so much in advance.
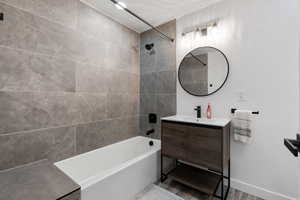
left=231, top=108, right=259, bottom=115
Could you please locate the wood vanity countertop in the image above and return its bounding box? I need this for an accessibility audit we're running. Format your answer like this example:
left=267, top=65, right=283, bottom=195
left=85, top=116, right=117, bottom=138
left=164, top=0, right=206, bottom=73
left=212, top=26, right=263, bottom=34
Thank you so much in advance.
left=0, top=160, right=80, bottom=200
left=161, top=115, right=231, bottom=128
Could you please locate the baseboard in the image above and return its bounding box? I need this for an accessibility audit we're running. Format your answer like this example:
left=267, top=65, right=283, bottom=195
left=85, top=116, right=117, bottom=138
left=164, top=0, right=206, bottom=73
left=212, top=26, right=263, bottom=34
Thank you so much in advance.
left=231, top=178, right=296, bottom=200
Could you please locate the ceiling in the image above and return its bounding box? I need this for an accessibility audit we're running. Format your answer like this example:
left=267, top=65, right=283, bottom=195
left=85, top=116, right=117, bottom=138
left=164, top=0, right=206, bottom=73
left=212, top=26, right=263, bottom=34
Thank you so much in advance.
left=81, top=0, right=222, bottom=33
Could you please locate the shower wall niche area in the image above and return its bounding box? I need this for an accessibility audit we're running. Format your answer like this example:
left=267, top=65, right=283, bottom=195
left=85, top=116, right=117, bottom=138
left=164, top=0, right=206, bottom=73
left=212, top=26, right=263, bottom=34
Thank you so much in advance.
left=140, top=20, right=177, bottom=139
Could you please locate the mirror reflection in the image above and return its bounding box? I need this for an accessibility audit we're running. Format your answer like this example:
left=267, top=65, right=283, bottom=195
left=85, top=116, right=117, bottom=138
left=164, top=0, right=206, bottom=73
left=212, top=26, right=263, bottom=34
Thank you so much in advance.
left=178, top=47, right=229, bottom=96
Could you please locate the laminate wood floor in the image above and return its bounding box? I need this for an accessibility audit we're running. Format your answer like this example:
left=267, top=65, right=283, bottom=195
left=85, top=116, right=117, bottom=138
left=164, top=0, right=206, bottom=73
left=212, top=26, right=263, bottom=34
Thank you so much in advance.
left=135, top=185, right=184, bottom=200
left=157, top=179, right=265, bottom=200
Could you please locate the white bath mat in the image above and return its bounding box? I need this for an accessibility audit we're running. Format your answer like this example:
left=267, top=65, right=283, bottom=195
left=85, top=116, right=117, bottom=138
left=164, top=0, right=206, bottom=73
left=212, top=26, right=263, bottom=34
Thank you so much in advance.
left=135, top=185, right=184, bottom=200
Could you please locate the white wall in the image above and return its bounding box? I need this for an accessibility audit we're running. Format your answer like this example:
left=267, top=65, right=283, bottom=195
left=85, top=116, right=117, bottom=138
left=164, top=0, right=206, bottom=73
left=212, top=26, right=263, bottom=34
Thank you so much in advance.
left=298, top=1, right=300, bottom=199
left=176, top=0, right=299, bottom=199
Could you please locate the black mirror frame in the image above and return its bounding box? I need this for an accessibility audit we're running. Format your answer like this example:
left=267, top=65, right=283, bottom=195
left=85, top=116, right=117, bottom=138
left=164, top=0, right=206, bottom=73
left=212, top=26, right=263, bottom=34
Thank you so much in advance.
left=178, top=46, right=229, bottom=97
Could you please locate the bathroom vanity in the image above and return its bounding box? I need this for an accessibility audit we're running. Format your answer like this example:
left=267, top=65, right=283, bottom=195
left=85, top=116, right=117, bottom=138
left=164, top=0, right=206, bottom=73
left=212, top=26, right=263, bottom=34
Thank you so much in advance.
left=161, top=115, right=231, bottom=200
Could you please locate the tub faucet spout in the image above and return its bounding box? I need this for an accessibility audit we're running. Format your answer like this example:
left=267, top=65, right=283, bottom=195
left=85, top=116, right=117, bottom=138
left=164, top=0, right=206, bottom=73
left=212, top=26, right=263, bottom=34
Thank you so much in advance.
left=146, top=129, right=155, bottom=136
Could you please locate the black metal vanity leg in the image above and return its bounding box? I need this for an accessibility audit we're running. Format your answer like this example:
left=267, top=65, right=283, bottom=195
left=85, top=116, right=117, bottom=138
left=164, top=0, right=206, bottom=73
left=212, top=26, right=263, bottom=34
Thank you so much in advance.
left=221, top=177, right=224, bottom=200
left=161, top=174, right=166, bottom=182
left=223, top=159, right=231, bottom=200
left=228, top=160, right=231, bottom=189
left=161, top=153, right=163, bottom=182
left=221, top=130, right=224, bottom=200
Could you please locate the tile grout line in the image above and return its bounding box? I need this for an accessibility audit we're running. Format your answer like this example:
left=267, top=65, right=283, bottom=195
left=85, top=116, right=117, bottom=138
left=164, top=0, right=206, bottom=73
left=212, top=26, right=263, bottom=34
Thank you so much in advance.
left=0, top=115, right=140, bottom=137
left=0, top=159, right=48, bottom=173
left=0, top=89, right=140, bottom=95
left=140, top=93, right=177, bottom=95
left=0, top=45, right=140, bottom=75
left=140, top=70, right=178, bottom=75
left=74, top=127, right=77, bottom=156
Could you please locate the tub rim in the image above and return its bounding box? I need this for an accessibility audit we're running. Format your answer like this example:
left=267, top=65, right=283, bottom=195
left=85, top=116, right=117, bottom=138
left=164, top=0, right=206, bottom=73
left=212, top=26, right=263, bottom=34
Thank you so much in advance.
left=55, top=136, right=161, bottom=189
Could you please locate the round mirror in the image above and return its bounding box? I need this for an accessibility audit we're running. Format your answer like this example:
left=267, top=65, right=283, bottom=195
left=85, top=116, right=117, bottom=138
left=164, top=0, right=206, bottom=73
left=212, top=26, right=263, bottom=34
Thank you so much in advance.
left=178, top=47, right=229, bottom=96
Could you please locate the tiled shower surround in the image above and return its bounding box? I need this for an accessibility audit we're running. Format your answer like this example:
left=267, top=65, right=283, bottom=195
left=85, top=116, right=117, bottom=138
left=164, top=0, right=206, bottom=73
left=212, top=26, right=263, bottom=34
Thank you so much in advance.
left=0, top=0, right=140, bottom=170
left=140, top=20, right=177, bottom=139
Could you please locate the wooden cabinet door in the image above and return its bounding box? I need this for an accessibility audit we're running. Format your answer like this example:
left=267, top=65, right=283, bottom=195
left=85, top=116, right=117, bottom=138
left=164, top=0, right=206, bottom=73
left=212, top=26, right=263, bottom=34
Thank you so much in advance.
left=162, top=122, right=187, bottom=160
left=186, top=126, right=222, bottom=171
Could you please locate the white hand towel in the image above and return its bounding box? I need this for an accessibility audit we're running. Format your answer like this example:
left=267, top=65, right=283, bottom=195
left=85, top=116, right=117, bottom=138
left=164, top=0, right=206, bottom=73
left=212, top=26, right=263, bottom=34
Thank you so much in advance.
left=232, top=110, right=252, bottom=144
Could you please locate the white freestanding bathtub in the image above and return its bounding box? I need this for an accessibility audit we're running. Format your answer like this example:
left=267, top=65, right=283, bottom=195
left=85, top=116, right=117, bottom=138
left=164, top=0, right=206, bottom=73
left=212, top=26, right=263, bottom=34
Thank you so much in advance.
left=55, top=136, right=161, bottom=200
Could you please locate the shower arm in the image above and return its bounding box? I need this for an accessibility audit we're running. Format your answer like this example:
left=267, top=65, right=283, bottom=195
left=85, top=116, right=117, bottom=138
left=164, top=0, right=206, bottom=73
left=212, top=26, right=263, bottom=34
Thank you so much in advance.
left=189, top=53, right=207, bottom=66
left=110, top=0, right=174, bottom=42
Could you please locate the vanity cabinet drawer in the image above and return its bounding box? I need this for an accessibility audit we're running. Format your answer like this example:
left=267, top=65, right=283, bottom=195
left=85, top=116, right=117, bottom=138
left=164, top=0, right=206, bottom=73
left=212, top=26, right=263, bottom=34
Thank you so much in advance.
left=162, top=122, right=187, bottom=160
left=186, top=126, right=222, bottom=171
left=161, top=121, right=225, bottom=172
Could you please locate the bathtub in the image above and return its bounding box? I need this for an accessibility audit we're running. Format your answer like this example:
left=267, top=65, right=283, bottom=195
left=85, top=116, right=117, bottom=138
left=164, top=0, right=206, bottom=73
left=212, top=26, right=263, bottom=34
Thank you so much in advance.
left=55, top=136, right=161, bottom=200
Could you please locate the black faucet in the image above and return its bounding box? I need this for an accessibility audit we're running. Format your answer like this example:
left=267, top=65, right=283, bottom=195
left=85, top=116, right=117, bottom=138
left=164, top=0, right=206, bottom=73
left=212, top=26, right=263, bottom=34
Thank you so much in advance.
left=194, top=106, right=201, bottom=118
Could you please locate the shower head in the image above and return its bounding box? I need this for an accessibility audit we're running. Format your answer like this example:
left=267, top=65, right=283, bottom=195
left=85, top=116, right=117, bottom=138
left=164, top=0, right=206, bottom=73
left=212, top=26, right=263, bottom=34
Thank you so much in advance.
left=145, top=43, right=155, bottom=55
left=145, top=43, right=154, bottom=51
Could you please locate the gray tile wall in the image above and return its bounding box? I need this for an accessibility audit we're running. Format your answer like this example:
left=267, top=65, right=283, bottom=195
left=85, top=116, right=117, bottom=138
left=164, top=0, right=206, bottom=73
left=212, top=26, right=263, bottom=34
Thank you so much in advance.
left=140, top=20, right=177, bottom=139
left=0, top=160, right=80, bottom=200
left=0, top=0, right=140, bottom=170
